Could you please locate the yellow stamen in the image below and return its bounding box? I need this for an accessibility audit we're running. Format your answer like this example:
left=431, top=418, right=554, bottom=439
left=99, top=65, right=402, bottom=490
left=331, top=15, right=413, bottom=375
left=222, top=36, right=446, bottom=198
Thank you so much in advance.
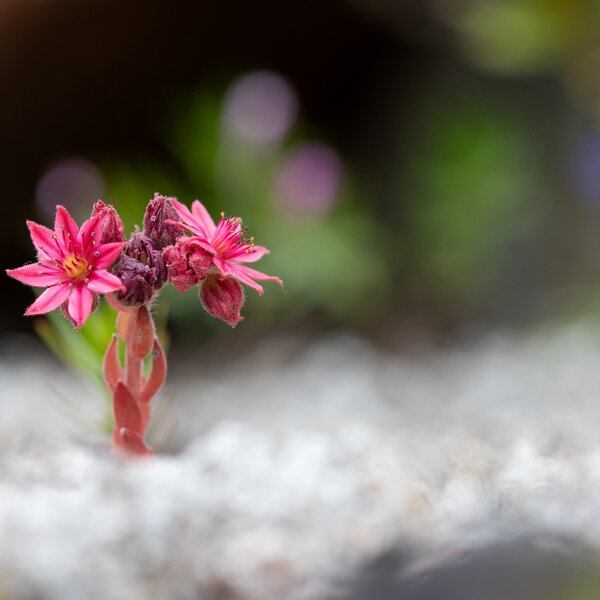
left=63, top=253, right=88, bottom=280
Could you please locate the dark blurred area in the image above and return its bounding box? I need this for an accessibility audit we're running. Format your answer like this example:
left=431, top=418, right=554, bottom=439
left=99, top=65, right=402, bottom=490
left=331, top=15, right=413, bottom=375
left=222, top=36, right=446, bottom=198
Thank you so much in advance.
left=3, top=0, right=600, bottom=342
left=339, top=539, right=600, bottom=600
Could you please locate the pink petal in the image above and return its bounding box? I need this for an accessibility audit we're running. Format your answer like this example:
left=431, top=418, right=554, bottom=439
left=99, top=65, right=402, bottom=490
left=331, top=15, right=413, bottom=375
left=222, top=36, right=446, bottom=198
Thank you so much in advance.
left=170, top=198, right=208, bottom=237
left=92, top=242, right=125, bottom=269
left=191, top=200, right=217, bottom=236
left=27, top=221, right=63, bottom=261
left=78, top=215, right=101, bottom=255
left=226, top=270, right=264, bottom=294
left=232, top=245, right=270, bottom=263
left=216, top=259, right=263, bottom=294
left=165, top=219, right=193, bottom=234
left=67, top=283, right=95, bottom=328
left=187, top=236, right=216, bottom=255
left=24, top=283, right=71, bottom=316
left=54, top=205, right=80, bottom=253
left=222, top=262, right=283, bottom=295
left=87, top=269, right=124, bottom=293
left=234, top=264, right=283, bottom=285
left=6, top=263, right=64, bottom=287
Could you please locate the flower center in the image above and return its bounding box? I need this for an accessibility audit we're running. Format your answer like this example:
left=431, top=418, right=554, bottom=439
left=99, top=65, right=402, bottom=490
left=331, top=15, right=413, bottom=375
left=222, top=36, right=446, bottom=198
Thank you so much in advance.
left=63, top=253, right=88, bottom=280
left=213, top=215, right=256, bottom=258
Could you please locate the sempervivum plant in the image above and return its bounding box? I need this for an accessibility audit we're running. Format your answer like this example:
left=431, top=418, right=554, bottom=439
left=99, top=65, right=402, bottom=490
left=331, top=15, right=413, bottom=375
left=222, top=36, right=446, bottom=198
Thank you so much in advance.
left=7, top=194, right=282, bottom=458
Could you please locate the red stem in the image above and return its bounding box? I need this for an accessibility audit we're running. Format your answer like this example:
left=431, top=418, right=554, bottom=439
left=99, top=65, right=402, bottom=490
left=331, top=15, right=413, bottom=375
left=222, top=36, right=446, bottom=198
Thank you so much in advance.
left=102, top=303, right=166, bottom=458
left=126, top=312, right=143, bottom=400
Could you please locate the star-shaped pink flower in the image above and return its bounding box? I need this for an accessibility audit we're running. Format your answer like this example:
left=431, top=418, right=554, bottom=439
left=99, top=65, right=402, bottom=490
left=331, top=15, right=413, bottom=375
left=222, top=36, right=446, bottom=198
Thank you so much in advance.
left=169, top=198, right=283, bottom=294
left=7, top=205, right=125, bottom=328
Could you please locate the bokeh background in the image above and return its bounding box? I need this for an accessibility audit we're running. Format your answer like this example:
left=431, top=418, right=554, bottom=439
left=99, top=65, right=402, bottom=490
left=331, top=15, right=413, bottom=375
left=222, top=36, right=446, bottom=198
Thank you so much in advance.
left=4, top=0, right=600, bottom=344
left=5, top=1, right=600, bottom=598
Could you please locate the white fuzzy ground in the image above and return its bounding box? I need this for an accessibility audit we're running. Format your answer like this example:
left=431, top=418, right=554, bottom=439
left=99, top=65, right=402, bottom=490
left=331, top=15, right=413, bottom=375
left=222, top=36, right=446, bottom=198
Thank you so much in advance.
left=1, top=323, right=600, bottom=599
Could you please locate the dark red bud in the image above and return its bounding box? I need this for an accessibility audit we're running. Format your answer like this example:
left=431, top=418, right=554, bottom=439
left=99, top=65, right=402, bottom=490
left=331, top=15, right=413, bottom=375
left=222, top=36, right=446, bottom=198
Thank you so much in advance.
left=91, top=200, right=126, bottom=245
left=199, top=274, right=245, bottom=327
left=143, top=194, right=182, bottom=249
left=113, top=230, right=167, bottom=306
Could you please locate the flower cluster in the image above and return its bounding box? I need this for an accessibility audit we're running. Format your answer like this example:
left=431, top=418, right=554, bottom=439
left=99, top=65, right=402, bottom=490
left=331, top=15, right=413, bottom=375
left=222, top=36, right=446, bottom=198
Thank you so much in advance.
left=8, top=193, right=281, bottom=327
left=6, top=203, right=125, bottom=328
left=7, top=194, right=282, bottom=458
left=164, top=198, right=283, bottom=326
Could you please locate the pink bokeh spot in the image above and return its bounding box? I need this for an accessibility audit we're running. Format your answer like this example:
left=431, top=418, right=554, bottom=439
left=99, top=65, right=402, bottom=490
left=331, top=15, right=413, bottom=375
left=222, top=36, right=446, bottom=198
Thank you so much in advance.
left=35, top=158, right=105, bottom=221
left=273, top=143, right=343, bottom=218
left=222, top=71, right=298, bottom=149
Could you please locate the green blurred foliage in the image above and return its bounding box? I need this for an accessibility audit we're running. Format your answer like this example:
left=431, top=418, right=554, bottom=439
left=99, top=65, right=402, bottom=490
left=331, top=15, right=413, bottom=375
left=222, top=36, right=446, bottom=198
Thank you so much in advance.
left=561, top=567, right=600, bottom=600
left=105, top=87, right=390, bottom=334
left=35, top=300, right=116, bottom=393
left=445, top=0, right=593, bottom=75
left=458, top=1, right=570, bottom=74
left=405, top=100, right=541, bottom=303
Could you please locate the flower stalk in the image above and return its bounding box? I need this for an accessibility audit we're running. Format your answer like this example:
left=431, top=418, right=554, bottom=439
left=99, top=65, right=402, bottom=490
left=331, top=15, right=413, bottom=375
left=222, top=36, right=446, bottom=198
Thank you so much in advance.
left=104, top=302, right=165, bottom=457
left=8, top=195, right=282, bottom=460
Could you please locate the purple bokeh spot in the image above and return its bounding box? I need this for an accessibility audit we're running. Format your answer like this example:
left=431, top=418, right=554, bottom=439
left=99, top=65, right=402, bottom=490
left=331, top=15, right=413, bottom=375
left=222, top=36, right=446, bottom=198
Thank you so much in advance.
left=223, top=71, right=298, bottom=149
left=36, top=158, right=105, bottom=222
left=569, top=136, right=600, bottom=209
left=274, top=143, right=344, bottom=218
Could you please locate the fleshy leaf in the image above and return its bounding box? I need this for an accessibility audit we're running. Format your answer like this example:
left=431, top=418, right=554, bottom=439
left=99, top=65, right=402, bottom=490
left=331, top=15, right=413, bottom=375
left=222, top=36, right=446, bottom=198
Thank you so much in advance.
left=113, top=381, right=143, bottom=436
left=116, top=311, right=129, bottom=341
left=131, top=305, right=155, bottom=358
left=140, top=339, right=167, bottom=403
left=102, top=335, right=122, bottom=392
left=119, top=428, right=153, bottom=457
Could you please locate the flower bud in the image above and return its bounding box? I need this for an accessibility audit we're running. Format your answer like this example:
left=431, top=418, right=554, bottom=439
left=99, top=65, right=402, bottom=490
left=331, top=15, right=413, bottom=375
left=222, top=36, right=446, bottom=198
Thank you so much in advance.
left=199, top=273, right=244, bottom=327
left=164, top=236, right=211, bottom=292
left=143, top=194, right=182, bottom=249
left=91, top=200, right=126, bottom=245
left=112, top=230, right=167, bottom=307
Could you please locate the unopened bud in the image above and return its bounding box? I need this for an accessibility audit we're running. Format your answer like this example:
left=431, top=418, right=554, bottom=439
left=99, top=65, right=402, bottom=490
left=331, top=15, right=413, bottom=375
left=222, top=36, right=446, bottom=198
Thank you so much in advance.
left=91, top=200, right=126, bottom=245
left=143, top=194, right=182, bottom=249
left=113, top=230, right=167, bottom=307
left=164, top=237, right=211, bottom=292
left=199, top=273, right=244, bottom=327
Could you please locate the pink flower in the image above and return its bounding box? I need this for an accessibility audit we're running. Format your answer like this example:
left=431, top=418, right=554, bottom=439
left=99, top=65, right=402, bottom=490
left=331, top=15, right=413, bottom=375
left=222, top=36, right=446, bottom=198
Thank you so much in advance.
left=7, top=205, right=125, bottom=328
left=169, top=199, right=283, bottom=295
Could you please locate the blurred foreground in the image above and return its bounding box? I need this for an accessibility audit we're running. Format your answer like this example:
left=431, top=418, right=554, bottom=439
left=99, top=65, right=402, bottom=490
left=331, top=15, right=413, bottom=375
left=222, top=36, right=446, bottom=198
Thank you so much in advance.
left=2, top=323, right=600, bottom=599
